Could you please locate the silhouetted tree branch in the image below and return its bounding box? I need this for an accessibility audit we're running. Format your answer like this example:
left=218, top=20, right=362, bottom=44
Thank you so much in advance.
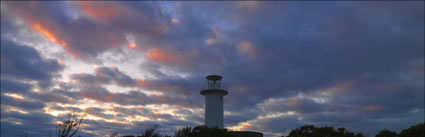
left=137, top=125, right=162, bottom=137
left=56, top=113, right=84, bottom=137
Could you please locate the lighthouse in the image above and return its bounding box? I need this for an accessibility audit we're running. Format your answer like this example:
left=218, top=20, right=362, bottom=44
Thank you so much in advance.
left=201, top=75, right=228, bottom=128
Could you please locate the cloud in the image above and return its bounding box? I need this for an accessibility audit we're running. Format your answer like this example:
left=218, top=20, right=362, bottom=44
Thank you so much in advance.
left=237, top=41, right=258, bottom=59
left=251, top=116, right=303, bottom=134
left=1, top=95, right=45, bottom=111
left=0, top=37, right=63, bottom=87
left=1, top=1, right=423, bottom=137
left=77, top=1, right=127, bottom=21
left=0, top=79, right=32, bottom=94
left=71, top=65, right=205, bottom=98
left=71, top=66, right=138, bottom=87
left=259, top=97, right=326, bottom=114
left=2, top=1, right=170, bottom=60
left=1, top=111, right=57, bottom=137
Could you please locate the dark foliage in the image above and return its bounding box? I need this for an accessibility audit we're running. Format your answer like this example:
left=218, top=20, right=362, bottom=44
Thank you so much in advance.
left=174, top=125, right=237, bottom=137
left=398, top=123, right=424, bottom=137
left=375, top=129, right=397, bottom=137
left=136, top=125, right=162, bottom=137
left=284, top=125, right=365, bottom=137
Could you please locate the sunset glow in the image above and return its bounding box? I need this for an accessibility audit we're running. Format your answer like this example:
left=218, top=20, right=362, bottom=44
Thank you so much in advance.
left=32, top=23, right=68, bottom=46
left=3, top=93, right=24, bottom=100
left=79, top=1, right=120, bottom=21
left=6, top=107, right=29, bottom=114
left=128, top=43, right=137, bottom=48
left=146, top=48, right=175, bottom=63
left=1, top=1, right=423, bottom=137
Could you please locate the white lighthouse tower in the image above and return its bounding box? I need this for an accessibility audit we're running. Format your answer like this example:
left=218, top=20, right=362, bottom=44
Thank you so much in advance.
left=201, top=75, right=228, bottom=128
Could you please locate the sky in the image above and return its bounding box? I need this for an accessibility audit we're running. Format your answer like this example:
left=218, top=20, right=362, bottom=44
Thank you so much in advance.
left=0, top=1, right=424, bottom=137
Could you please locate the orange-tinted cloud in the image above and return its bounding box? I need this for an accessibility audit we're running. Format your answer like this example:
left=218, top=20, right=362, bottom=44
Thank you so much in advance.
left=128, top=43, right=137, bottom=48
left=81, top=91, right=116, bottom=102
left=229, top=85, right=250, bottom=93
left=326, top=80, right=357, bottom=96
left=230, top=122, right=253, bottom=131
left=206, top=38, right=218, bottom=45
left=205, top=26, right=222, bottom=45
left=236, top=1, right=263, bottom=13
left=31, top=23, right=80, bottom=57
left=146, top=48, right=177, bottom=63
left=171, top=18, right=180, bottom=24
left=59, top=60, right=65, bottom=65
left=288, top=98, right=302, bottom=107
left=32, top=23, right=68, bottom=46
left=78, top=1, right=122, bottom=21
left=93, top=65, right=101, bottom=71
left=241, top=123, right=253, bottom=129
left=136, top=79, right=151, bottom=88
left=237, top=41, right=257, bottom=59
left=5, top=2, right=73, bottom=55
left=105, top=95, right=116, bottom=102
left=151, top=93, right=162, bottom=97
left=84, top=107, right=108, bottom=119
left=125, top=35, right=138, bottom=49
left=3, top=93, right=25, bottom=100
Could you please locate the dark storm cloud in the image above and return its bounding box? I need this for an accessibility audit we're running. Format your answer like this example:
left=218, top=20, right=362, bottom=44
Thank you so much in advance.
left=85, top=107, right=116, bottom=120
left=217, top=1, right=424, bottom=96
left=71, top=66, right=138, bottom=87
left=260, top=97, right=327, bottom=114
left=71, top=66, right=202, bottom=97
left=30, top=91, right=74, bottom=104
left=224, top=108, right=260, bottom=127
left=71, top=66, right=204, bottom=106
left=0, top=35, right=79, bottom=136
left=1, top=80, right=78, bottom=106
left=174, top=109, right=204, bottom=124
left=338, top=81, right=424, bottom=115
left=116, top=90, right=200, bottom=108
left=0, top=111, right=57, bottom=137
left=1, top=86, right=78, bottom=112
left=76, top=81, right=201, bottom=108
left=0, top=79, right=32, bottom=94
left=1, top=95, right=45, bottom=110
left=50, top=105, right=83, bottom=112
left=0, top=38, right=63, bottom=86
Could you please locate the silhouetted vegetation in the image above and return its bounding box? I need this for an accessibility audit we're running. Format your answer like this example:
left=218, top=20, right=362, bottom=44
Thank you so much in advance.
left=56, top=114, right=84, bottom=137
left=281, top=123, right=424, bottom=137
left=123, top=123, right=425, bottom=137
left=20, top=115, right=424, bottom=137
left=398, top=123, right=424, bottom=137
left=174, top=125, right=237, bottom=137
left=375, top=129, right=397, bottom=137
left=135, top=125, right=163, bottom=137
left=282, top=125, right=365, bottom=137
left=121, top=125, right=236, bottom=137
